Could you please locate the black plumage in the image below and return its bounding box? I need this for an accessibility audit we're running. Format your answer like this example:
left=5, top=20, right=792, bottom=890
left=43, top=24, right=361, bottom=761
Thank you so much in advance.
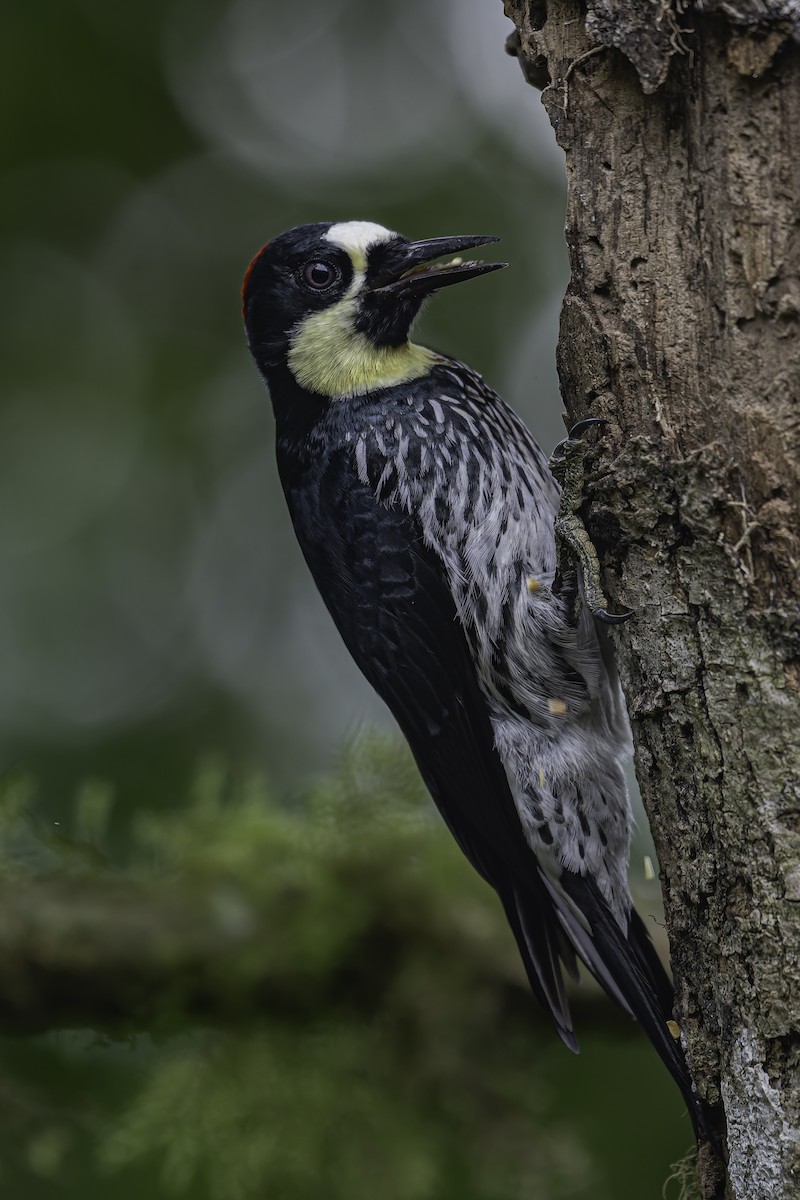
left=243, top=220, right=710, bottom=1142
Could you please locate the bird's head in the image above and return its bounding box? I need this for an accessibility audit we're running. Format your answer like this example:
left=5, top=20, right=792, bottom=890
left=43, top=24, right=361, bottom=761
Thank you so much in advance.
left=242, top=220, right=505, bottom=398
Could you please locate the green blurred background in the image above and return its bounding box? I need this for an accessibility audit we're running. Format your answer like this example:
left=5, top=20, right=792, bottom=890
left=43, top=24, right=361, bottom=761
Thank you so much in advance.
left=1, top=0, right=694, bottom=1195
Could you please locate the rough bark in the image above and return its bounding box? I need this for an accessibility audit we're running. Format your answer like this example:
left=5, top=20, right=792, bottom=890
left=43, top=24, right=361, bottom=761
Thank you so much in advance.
left=505, top=3, right=800, bottom=1196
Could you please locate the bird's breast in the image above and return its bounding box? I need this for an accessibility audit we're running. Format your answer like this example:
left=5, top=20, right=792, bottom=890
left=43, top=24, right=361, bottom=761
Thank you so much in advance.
left=341, top=399, right=558, bottom=680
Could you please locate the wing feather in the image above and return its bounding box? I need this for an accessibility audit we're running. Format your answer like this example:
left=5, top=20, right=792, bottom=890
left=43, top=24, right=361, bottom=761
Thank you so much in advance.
left=282, top=446, right=711, bottom=1140
left=284, top=448, right=576, bottom=1044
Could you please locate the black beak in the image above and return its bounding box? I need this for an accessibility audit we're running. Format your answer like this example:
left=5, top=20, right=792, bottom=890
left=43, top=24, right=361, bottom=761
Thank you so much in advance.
left=370, top=234, right=507, bottom=296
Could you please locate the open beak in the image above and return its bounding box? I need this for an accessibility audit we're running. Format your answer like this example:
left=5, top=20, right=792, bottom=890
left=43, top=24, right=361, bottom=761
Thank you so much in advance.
left=370, top=234, right=507, bottom=296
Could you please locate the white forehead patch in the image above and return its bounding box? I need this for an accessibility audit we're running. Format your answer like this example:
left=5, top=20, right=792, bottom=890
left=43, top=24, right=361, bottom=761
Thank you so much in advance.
left=324, top=221, right=396, bottom=259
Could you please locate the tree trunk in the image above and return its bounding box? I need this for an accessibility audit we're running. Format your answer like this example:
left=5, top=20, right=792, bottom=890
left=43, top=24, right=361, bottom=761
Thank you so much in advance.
left=504, top=2, right=800, bottom=1196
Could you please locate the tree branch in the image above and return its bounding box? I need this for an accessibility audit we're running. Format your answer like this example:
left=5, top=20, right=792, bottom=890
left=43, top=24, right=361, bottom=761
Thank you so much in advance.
left=0, top=873, right=638, bottom=1035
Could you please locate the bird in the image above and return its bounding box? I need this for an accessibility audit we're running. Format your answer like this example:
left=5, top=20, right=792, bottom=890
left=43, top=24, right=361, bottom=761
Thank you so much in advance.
left=242, top=219, right=706, bottom=1139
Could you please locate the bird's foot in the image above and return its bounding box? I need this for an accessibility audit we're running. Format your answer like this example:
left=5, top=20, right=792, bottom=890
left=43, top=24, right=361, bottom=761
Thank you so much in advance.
left=549, top=418, right=608, bottom=478
left=549, top=419, right=633, bottom=625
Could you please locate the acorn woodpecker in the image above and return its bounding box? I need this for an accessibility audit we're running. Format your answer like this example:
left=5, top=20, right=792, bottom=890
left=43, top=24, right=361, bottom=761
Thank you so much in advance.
left=243, top=220, right=705, bottom=1137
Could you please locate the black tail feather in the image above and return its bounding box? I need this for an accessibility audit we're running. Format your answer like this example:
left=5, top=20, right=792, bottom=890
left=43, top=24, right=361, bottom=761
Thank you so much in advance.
left=502, top=868, right=713, bottom=1144
left=558, top=873, right=713, bottom=1144
left=627, top=905, right=677, bottom=1016
left=499, top=887, right=579, bottom=1052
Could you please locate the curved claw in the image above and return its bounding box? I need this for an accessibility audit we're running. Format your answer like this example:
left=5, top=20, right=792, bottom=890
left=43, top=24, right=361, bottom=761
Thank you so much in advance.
left=593, top=607, right=635, bottom=625
left=567, top=417, right=607, bottom=440
left=550, top=418, right=608, bottom=463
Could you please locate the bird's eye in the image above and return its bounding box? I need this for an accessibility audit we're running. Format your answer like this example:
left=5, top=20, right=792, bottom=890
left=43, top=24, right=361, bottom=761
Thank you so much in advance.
left=302, top=261, right=339, bottom=290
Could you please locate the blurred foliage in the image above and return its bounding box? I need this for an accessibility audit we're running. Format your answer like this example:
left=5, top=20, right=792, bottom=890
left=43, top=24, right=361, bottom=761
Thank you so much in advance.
left=96, top=1024, right=587, bottom=1200
left=3, top=3, right=689, bottom=1196
left=1, top=736, right=692, bottom=1198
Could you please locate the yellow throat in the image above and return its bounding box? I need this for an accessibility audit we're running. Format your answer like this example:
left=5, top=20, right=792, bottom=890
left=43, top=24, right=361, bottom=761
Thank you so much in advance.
left=287, top=294, right=435, bottom=398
